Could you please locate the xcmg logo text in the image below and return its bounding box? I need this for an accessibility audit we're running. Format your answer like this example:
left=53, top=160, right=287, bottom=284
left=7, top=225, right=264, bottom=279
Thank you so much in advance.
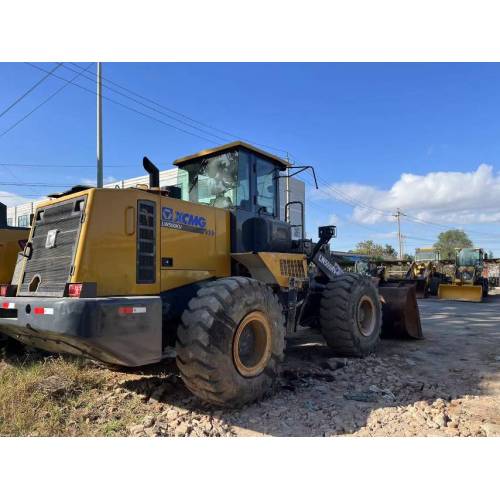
left=162, top=207, right=207, bottom=229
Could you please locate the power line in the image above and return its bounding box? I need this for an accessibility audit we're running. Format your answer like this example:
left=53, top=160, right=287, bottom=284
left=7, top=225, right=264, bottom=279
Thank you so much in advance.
left=305, top=163, right=500, bottom=238
left=68, top=62, right=289, bottom=155
left=299, top=173, right=431, bottom=246
left=0, top=194, right=46, bottom=198
left=0, top=182, right=72, bottom=187
left=308, top=167, right=500, bottom=239
left=0, top=162, right=132, bottom=169
left=300, top=169, right=500, bottom=248
left=0, top=63, right=93, bottom=140
left=0, top=63, right=63, bottom=119
left=26, top=63, right=224, bottom=146
left=61, top=63, right=233, bottom=145
left=9, top=63, right=500, bottom=243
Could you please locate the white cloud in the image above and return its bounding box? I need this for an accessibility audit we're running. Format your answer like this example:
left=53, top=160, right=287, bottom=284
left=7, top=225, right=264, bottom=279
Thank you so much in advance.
left=329, top=213, right=342, bottom=226
left=0, top=191, right=35, bottom=208
left=316, top=164, right=500, bottom=225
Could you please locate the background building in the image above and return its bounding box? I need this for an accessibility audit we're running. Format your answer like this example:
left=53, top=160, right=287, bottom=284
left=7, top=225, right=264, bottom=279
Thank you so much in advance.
left=7, top=168, right=306, bottom=237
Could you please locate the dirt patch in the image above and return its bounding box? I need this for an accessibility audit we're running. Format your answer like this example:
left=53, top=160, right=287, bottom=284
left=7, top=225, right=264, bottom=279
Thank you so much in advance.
left=1, top=292, right=499, bottom=437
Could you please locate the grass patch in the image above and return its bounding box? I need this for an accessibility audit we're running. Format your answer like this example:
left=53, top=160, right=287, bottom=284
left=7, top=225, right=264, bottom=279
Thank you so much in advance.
left=0, top=355, right=105, bottom=436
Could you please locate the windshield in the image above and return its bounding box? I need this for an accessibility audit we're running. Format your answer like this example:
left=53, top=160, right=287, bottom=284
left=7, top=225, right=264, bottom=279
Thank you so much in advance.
left=457, top=248, right=481, bottom=267
left=415, top=251, right=437, bottom=261
left=355, top=261, right=369, bottom=274
left=180, top=151, right=240, bottom=209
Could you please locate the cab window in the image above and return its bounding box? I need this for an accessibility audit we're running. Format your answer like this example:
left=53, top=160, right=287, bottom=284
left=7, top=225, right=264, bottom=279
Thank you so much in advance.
left=237, top=151, right=251, bottom=211
left=255, top=157, right=276, bottom=216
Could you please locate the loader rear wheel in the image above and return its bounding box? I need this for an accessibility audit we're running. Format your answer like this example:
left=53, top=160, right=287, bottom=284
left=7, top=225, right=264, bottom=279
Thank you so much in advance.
left=320, top=273, right=381, bottom=357
left=176, top=277, right=285, bottom=407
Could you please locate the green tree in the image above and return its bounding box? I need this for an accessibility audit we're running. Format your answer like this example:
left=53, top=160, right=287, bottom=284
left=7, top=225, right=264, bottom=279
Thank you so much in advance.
left=351, top=240, right=398, bottom=260
left=403, top=253, right=414, bottom=261
left=384, top=244, right=398, bottom=258
left=434, top=229, right=473, bottom=259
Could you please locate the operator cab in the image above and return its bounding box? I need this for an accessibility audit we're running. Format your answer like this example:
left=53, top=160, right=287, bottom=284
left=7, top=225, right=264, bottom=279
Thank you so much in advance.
left=415, top=248, right=439, bottom=262
left=456, top=248, right=485, bottom=267
left=174, top=141, right=299, bottom=253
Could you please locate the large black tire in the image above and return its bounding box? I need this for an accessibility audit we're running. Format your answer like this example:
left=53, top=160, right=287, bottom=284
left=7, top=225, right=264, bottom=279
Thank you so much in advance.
left=320, top=273, right=381, bottom=357
left=176, top=277, right=285, bottom=407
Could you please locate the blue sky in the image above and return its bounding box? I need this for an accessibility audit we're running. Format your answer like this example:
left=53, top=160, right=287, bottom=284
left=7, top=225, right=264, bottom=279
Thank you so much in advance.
left=2, top=62, right=500, bottom=254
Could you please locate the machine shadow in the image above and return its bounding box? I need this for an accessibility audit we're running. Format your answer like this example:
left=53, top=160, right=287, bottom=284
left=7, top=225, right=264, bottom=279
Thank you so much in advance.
left=118, top=295, right=500, bottom=436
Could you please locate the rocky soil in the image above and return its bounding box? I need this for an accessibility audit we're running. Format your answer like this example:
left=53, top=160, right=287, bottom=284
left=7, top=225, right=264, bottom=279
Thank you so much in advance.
left=1, top=293, right=499, bottom=437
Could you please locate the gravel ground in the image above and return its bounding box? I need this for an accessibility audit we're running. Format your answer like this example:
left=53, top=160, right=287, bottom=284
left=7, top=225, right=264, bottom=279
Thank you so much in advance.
left=109, top=290, right=500, bottom=437
left=2, top=290, right=500, bottom=437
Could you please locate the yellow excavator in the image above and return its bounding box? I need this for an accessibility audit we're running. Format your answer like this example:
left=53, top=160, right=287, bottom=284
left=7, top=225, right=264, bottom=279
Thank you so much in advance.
left=0, top=142, right=422, bottom=406
left=438, top=248, right=489, bottom=302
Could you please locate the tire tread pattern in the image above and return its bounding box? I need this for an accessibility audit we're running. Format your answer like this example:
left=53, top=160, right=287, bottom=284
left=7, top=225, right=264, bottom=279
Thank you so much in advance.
left=176, top=277, right=285, bottom=407
left=319, top=273, right=381, bottom=357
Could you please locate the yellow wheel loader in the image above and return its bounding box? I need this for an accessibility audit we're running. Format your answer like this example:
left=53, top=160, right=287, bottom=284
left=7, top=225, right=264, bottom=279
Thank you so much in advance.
left=378, top=248, right=447, bottom=299
left=438, top=248, right=488, bottom=302
left=0, top=142, right=421, bottom=406
left=405, top=248, right=448, bottom=298
left=0, top=202, right=30, bottom=351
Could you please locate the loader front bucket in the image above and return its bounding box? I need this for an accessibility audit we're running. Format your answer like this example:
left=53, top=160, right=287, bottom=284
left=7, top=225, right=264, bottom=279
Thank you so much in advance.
left=413, top=279, right=428, bottom=299
left=437, top=284, right=482, bottom=302
left=378, top=283, right=423, bottom=339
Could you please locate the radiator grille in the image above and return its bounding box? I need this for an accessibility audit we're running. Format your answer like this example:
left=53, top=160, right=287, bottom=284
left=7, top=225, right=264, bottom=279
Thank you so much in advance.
left=280, top=258, right=306, bottom=278
left=137, top=200, right=156, bottom=283
left=19, top=196, right=86, bottom=297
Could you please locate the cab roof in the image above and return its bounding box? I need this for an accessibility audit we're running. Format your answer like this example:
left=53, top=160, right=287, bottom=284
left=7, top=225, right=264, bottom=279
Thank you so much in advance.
left=173, top=141, right=289, bottom=170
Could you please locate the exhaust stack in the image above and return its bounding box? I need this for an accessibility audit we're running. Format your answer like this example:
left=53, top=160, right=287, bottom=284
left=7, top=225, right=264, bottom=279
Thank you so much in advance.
left=143, top=157, right=160, bottom=189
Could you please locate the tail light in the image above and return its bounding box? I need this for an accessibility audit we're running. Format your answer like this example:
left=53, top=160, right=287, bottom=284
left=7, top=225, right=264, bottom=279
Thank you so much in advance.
left=68, top=283, right=83, bottom=298
left=0, top=285, right=8, bottom=297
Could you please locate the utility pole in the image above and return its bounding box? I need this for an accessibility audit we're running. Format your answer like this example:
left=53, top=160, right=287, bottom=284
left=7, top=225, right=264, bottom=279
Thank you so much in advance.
left=393, top=208, right=405, bottom=259
left=96, top=62, right=103, bottom=188
left=285, top=152, right=291, bottom=223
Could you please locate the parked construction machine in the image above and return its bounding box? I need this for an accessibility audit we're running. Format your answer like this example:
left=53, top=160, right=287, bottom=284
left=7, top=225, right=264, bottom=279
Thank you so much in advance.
left=407, top=247, right=448, bottom=298
left=438, top=248, right=489, bottom=302
left=0, top=203, right=30, bottom=349
left=377, top=248, right=447, bottom=299
left=0, top=142, right=422, bottom=406
left=0, top=203, right=29, bottom=287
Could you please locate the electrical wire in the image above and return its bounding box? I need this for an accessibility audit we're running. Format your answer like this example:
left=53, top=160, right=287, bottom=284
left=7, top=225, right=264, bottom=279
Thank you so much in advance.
left=0, top=162, right=149, bottom=169
left=61, top=63, right=234, bottom=145
left=0, top=194, right=46, bottom=198
left=26, top=63, right=223, bottom=146
left=10, top=63, right=500, bottom=244
left=0, top=63, right=63, bottom=119
left=68, top=62, right=289, bottom=155
left=304, top=164, right=500, bottom=239
left=0, top=63, right=93, bottom=139
left=0, top=182, right=72, bottom=187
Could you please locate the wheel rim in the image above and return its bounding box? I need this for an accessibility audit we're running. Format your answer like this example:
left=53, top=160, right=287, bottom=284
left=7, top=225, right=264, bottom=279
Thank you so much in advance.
left=357, top=295, right=376, bottom=337
left=233, top=311, right=272, bottom=378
